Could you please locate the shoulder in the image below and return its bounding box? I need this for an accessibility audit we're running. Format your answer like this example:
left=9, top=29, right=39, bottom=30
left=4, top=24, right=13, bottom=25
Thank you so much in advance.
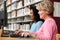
left=36, top=21, right=43, bottom=24
left=44, top=18, right=57, bottom=27
left=46, top=18, right=56, bottom=24
left=35, top=21, right=43, bottom=26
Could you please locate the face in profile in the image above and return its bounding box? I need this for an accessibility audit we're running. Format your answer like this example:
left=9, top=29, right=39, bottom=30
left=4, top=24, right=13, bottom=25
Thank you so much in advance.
left=30, top=10, right=35, bottom=20
left=38, top=10, right=48, bottom=19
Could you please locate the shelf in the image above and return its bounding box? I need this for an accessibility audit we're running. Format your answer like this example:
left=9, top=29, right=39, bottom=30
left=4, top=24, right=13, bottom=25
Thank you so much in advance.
left=17, top=14, right=29, bottom=18
left=16, top=20, right=33, bottom=23
left=7, top=9, right=17, bottom=13
left=8, top=15, right=29, bottom=20
left=7, top=0, right=42, bottom=13
left=8, top=17, right=17, bottom=19
left=4, top=29, right=15, bottom=31
left=6, top=0, right=43, bottom=31
left=8, top=22, right=16, bottom=23
left=4, top=29, right=29, bottom=31
left=8, top=20, right=33, bottom=23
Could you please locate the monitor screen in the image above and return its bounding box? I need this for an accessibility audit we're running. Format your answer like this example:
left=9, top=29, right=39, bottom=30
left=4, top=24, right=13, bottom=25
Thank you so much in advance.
left=0, top=1, right=8, bottom=28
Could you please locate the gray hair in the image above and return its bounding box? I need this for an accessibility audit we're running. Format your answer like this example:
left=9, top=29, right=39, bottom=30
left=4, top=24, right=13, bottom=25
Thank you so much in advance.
left=37, top=1, right=54, bottom=15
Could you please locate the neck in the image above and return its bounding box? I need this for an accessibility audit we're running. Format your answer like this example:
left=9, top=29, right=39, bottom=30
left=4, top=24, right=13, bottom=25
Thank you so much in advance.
left=44, top=15, right=52, bottom=21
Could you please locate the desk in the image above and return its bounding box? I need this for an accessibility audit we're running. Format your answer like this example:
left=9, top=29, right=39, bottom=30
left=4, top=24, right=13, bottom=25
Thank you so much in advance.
left=0, top=37, right=39, bottom=40
left=56, top=34, right=60, bottom=40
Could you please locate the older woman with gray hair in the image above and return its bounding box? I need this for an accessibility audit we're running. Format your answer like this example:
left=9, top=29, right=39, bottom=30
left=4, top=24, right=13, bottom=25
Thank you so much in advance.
left=30, top=1, right=58, bottom=40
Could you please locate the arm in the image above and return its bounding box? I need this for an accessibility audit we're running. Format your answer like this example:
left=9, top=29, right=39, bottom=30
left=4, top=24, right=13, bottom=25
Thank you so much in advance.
left=29, top=23, right=36, bottom=32
left=35, top=21, right=43, bottom=32
left=29, top=21, right=43, bottom=32
left=36, top=21, right=54, bottom=40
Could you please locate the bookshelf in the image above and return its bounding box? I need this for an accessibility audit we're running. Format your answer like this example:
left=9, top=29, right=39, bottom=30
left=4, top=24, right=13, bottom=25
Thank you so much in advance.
left=3, top=0, right=42, bottom=31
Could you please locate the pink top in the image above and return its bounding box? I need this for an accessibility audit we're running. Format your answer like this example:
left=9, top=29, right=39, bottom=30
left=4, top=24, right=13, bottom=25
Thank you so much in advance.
left=33, top=18, right=58, bottom=40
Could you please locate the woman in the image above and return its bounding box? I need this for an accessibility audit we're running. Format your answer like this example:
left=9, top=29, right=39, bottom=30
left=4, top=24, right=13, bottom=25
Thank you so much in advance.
left=29, top=5, right=44, bottom=32
left=30, top=1, right=58, bottom=40
left=14, top=5, right=44, bottom=36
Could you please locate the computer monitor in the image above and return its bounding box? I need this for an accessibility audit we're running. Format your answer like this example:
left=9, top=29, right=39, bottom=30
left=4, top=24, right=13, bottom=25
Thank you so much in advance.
left=0, top=1, right=8, bottom=29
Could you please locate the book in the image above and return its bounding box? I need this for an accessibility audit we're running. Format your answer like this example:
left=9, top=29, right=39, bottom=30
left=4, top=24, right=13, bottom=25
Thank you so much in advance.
left=13, top=23, right=17, bottom=30
left=11, top=3, right=17, bottom=10
left=20, top=24, right=23, bottom=30
left=17, top=9, right=24, bottom=17
left=24, top=7, right=30, bottom=15
left=22, top=24, right=26, bottom=30
left=17, top=1, right=22, bottom=9
left=24, top=16, right=31, bottom=21
left=7, top=6, right=12, bottom=12
left=6, top=0, right=10, bottom=6
left=16, top=24, right=20, bottom=29
left=12, top=0, right=17, bottom=3
left=24, top=0, right=30, bottom=6
left=20, top=24, right=30, bottom=31
left=30, top=0, right=35, bottom=3
left=8, top=24, right=11, bottom=30
left=11, top=11, right=16, bottom=18
left=10, top=23, right=14, bottom=31
left=8, top=13, right=12, bottom=19
left=25, top=24, right=30, bottom=31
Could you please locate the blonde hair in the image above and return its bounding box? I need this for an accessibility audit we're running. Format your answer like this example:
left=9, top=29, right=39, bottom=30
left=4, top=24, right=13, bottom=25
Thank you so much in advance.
left=37, top=1, right=54, bottom=15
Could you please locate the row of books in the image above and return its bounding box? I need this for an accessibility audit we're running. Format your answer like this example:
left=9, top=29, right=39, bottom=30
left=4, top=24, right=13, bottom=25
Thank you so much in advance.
left=17, top=1, right=23, bottom=9
left=24, top=0, right=41, bottom=6
left=7, top=3, right=17, bottom=12
left=6, top=0, right=18, bottom=6
left=6, top=0, right=41, bottom=6
left=8, top=16, right=31, bottom=23
left=17, top=9, right=24, bottom=17
left=8, top=11, right=17, bottom=19
left=7, top=0, right=41, bottom=12
left=7, top=0, right=23, bottom=12
left=8, top=8, right=30, bottom=19
left=4, top=23, right=30, bottom=31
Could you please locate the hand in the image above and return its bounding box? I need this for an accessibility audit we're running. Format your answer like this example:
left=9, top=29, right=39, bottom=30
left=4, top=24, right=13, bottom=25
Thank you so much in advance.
left=23, top=32, right=30, bottom=37
left=14, top=30, right=23, bottom=34
left=19, top=32, right=30, bottom=37
left=29, top=32, right=37, bottom=38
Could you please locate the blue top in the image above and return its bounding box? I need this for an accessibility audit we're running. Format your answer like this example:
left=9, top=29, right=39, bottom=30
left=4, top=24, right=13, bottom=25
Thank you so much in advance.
left=29, top=21, right=43, bottom=32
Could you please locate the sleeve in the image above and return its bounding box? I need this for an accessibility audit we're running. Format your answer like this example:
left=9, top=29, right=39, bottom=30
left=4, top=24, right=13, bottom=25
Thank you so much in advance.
left=35, top=20, right=54, bottom=40
left=29, top=23, right=36, bottom=32
left=35, top=21, right=43, bottom=32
